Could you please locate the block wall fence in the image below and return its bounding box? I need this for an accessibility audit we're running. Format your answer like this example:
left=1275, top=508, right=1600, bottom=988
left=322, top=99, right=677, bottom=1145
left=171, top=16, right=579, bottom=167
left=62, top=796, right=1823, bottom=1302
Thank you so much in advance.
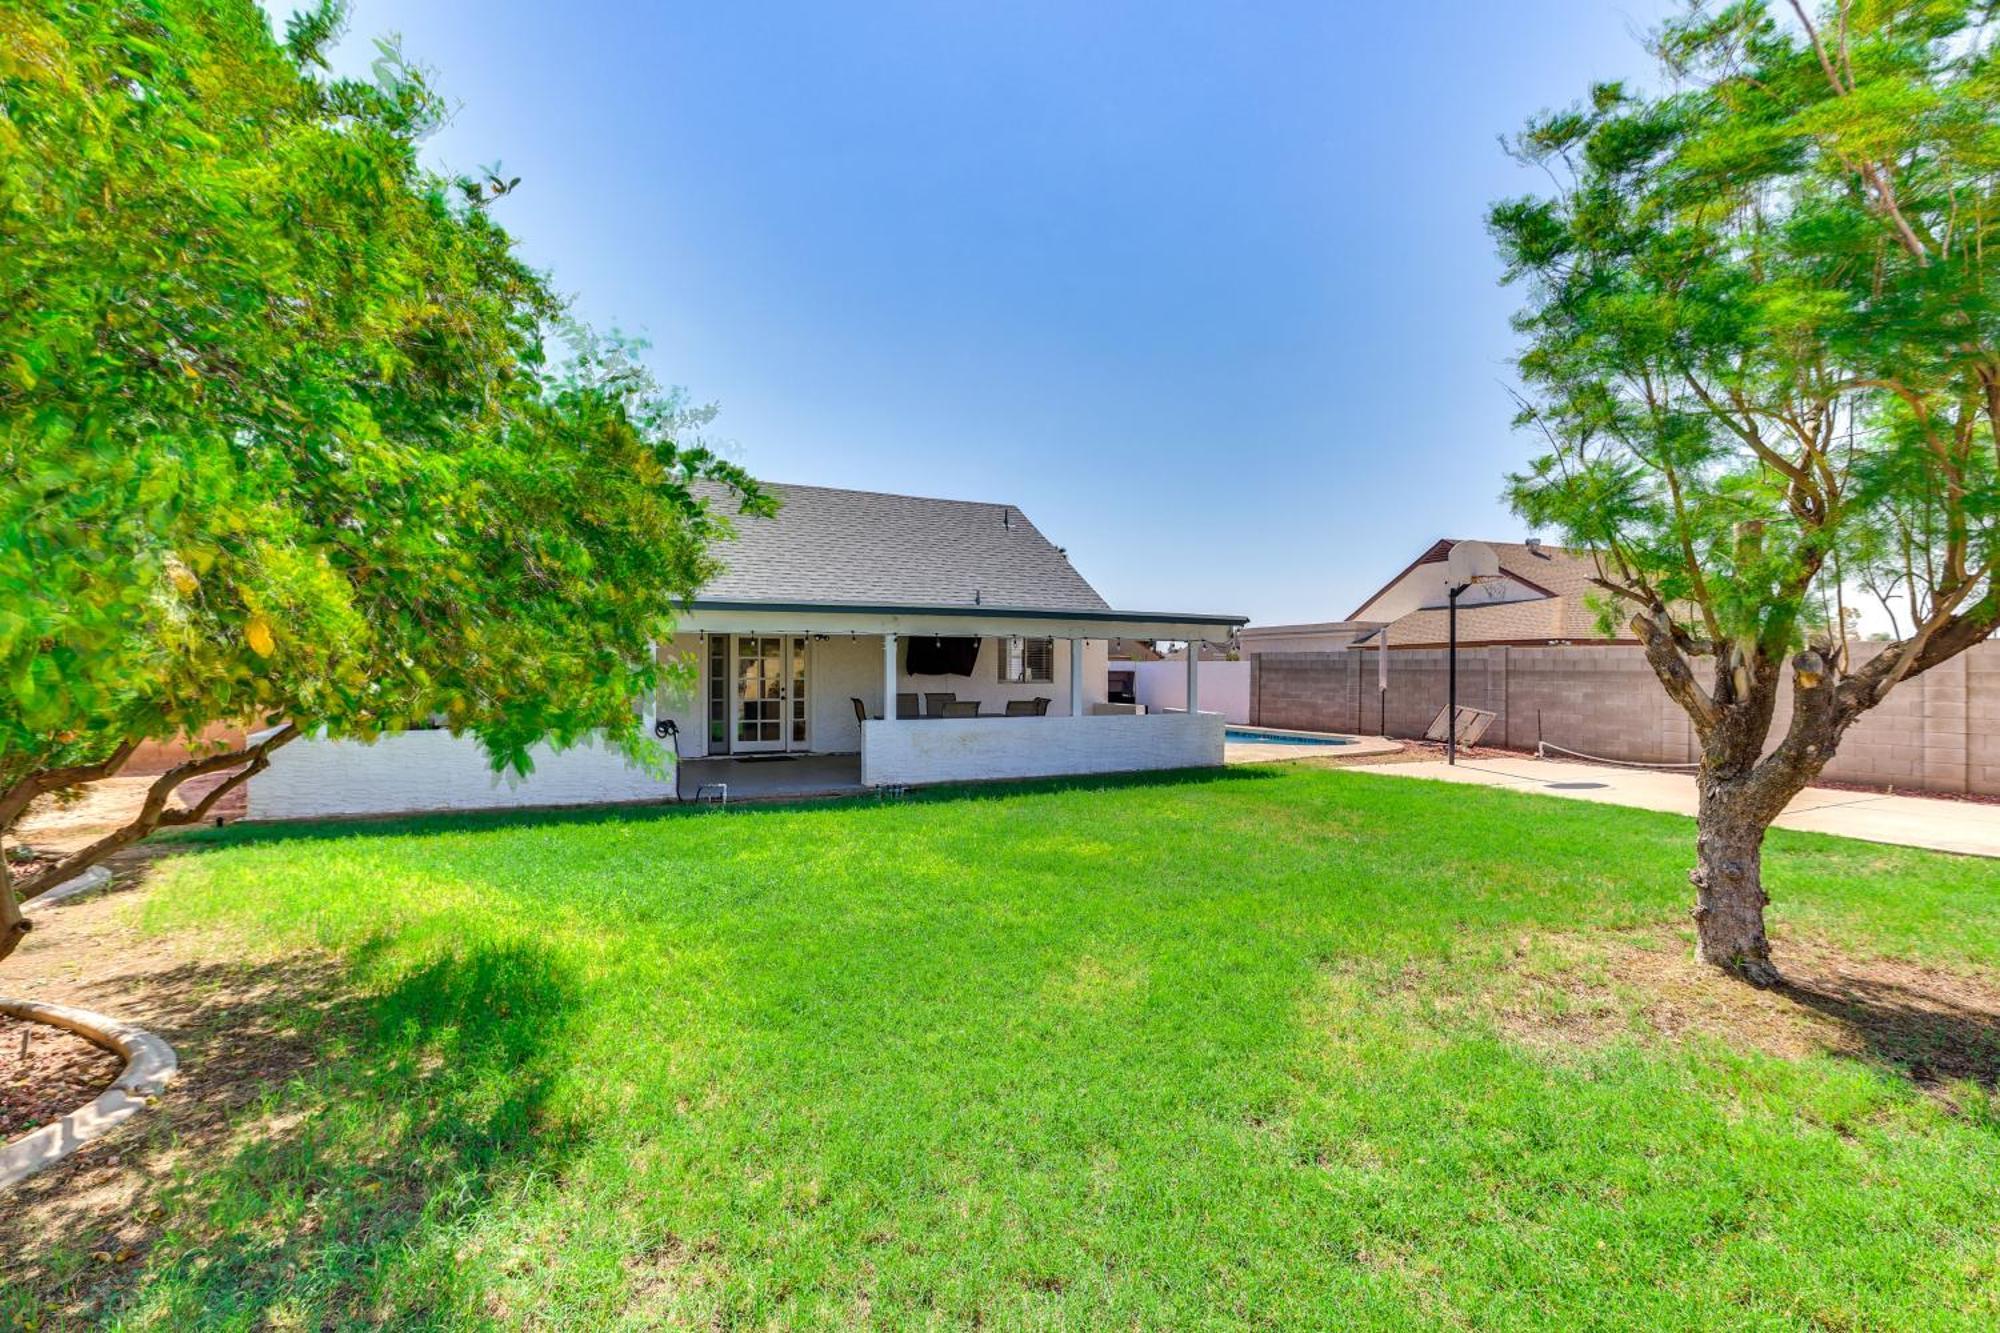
left=1250, top=640, right=2000, bottom=797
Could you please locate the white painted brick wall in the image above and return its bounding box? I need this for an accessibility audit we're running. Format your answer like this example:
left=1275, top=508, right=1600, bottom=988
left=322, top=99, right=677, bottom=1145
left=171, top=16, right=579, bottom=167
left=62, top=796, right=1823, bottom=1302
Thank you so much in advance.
left=249, top=731, right=676, bottom=820
left=860, top=712, right=1224, bottom=786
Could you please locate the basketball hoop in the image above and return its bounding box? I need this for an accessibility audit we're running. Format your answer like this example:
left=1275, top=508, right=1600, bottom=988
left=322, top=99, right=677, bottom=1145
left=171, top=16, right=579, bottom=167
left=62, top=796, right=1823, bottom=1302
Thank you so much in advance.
left=1444, top=542, right=1501, bottom=765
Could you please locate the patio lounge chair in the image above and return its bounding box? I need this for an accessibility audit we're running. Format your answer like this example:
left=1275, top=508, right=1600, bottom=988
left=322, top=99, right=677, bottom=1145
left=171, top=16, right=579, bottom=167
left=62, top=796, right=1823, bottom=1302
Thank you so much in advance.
left=924, top=692, right=956, bottom=718
left=896, top=692, right=920, bottom=720
left=942, top=700, right=980, bottom=718
left=1004, top=699, right=1038, bottom=716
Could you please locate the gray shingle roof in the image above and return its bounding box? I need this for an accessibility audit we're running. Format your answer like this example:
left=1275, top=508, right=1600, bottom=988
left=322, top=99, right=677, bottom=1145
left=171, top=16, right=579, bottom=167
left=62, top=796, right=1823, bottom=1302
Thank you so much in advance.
left=695, top=482, right=1112, bottom=613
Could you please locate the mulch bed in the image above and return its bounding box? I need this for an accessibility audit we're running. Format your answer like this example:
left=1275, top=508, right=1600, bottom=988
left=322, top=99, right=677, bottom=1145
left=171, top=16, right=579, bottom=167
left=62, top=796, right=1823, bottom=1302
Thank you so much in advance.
left=1, top=1013, right=123, bottom=1141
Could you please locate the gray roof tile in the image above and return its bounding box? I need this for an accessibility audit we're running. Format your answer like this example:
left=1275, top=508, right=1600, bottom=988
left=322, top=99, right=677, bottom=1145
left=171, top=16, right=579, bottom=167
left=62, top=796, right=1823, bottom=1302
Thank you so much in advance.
left=695, top=482, right=1111, bottom=613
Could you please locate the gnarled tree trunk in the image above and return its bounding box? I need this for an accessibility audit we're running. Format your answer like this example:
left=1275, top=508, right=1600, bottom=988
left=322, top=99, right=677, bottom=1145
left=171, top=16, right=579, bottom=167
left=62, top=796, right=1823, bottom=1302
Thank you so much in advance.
left=1635, top=618, right=1847, bottom=988
left=1689, top=778, right=1782, bottom=986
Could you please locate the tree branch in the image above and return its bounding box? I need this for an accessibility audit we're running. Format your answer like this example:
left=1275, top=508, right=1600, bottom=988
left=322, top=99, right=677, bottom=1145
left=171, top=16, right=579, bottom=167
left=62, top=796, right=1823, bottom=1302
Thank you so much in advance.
left=0, top=739, right=141, bottom=832
left=1840, top=587, right=1998, bottom=712
left=1633, top=612, right=1720, bottom=734
left=16, top=726, right=299, bottom=905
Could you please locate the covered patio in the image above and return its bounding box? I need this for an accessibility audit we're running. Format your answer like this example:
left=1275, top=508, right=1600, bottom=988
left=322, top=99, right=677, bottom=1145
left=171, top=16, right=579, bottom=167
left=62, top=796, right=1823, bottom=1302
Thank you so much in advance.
left=247, top=482, right=1248, bottom=821
left=660, top=602, right=1246, bottom=789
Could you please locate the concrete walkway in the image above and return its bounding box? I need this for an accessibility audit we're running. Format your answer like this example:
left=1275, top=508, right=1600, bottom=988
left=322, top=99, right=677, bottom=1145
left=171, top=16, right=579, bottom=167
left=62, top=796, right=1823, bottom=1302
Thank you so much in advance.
left=1357, top=756, right=2000, bottom=858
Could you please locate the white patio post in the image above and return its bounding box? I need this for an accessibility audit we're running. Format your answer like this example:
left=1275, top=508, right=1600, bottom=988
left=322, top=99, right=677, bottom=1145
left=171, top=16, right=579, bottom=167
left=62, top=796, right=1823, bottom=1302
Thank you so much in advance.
left=881, top=633, right=897, bottom=722
left=1186, top=641, right=1200, bottom=715
left=1069, top=637, right=1085, bottom=717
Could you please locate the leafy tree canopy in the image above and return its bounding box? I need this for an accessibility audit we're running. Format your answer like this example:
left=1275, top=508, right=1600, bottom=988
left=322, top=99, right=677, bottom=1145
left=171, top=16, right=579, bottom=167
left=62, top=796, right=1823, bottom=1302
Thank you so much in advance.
left=1496, top=0, right=1997, bottom=673
left=1, top=0, right=767, bottom=938
left=1491, top=0, right=1998, bottom=982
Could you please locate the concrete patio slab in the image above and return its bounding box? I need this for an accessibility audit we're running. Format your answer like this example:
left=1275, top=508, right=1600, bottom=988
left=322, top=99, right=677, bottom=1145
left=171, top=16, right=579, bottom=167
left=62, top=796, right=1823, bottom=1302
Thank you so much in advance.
left=1356, top=756, right=2000, bottom=858
left=677, top=753, right=866, bottom=802
left=1225, top=732, right=1403, bottom=765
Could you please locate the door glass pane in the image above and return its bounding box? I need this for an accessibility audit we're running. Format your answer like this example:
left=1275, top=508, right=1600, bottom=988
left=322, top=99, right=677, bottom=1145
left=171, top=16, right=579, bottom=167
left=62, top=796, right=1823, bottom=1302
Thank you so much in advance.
left=708, top=634, right=728, bottom=746
left=791, top=637, right=808, bottom=745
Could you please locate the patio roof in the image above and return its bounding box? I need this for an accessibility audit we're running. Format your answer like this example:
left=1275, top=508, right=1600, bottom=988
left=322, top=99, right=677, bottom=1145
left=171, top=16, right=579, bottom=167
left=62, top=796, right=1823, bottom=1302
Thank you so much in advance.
left=681, top=599, right=1246, bottom=642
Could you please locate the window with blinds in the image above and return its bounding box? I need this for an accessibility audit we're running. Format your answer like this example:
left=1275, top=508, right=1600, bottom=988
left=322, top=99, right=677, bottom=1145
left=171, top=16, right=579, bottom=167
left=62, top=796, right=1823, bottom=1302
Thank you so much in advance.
left=999, top=636, right=1055, bottom=684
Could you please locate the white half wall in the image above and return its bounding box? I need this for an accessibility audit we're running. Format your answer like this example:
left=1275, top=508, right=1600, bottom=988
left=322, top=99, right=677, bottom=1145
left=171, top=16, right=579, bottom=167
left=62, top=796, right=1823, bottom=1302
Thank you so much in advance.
left=249, top=730, right=676, bottom=821
left=1125, top=659, right=1251, bottom=724
left=860, top=712, right=1224, bottom=787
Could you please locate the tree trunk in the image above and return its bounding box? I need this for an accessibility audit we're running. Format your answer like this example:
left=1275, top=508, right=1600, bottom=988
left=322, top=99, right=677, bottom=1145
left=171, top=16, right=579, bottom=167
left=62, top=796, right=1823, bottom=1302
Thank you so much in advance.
left=0, top=851, right=27, bottom=966
left=1689, top=782, right=1780, bottom=986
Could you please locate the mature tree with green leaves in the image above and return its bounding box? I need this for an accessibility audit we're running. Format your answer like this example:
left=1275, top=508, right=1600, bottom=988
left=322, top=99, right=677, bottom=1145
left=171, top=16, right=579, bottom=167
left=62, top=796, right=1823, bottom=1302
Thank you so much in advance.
left=0, top=0, right=768, bottom=961
left=1493, top=0, right=1999, bottom=984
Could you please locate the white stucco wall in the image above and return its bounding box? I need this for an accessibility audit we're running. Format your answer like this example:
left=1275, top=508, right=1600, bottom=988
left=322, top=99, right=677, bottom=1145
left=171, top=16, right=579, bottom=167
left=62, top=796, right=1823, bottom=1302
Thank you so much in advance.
left=248, top=730, right=677, bottom=821
left=1126, top=659, right=1252, bottom=724
left=655, top=633, right=708, bottom=757
left=812, top=634, right=882, bottom=753
left=860, top=711, right=1224, bottom=787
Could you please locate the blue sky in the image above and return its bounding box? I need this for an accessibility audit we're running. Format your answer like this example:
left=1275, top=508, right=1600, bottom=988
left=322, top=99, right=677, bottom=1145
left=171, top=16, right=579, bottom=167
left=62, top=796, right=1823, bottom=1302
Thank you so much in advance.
left=285, top=1, right=1680, bottom=624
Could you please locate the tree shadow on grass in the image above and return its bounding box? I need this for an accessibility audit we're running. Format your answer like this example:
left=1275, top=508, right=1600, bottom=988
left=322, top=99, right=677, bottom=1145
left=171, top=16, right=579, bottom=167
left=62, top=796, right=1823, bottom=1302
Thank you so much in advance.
left=1, top=935, right=593, bottom=1327
left=1770, top=959, right=2000, bottom=1092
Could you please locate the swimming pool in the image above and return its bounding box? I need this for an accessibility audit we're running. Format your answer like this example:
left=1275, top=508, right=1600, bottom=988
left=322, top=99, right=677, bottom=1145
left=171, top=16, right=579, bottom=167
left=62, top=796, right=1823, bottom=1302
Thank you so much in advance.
left=1224, top=727, right=1353, bottom=747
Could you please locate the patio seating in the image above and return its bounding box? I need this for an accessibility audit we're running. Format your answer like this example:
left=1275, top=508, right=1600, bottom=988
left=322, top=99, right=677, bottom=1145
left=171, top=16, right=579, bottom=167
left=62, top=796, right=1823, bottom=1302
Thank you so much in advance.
left=850, top=697, right=880, bottom=723
left=1004, top=699, right=1038, bottom=716
left=942, top=700, right=980, bottom=718
left=896, top=692, right=920, bottom=719
left=924, top=692, right=956, bottom=717
left=1032, top=697, right=1051, bottom=715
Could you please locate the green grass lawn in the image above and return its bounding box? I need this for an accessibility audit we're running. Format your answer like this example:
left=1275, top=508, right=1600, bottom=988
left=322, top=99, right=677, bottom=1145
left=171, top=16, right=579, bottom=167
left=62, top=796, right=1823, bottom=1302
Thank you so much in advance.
left=35, top=766, right=2000, bottom=1328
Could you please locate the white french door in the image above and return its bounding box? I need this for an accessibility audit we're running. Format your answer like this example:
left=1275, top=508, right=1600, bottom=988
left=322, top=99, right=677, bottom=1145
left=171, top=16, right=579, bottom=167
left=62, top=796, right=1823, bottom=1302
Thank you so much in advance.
left=729, top=634, right=810, bottom=752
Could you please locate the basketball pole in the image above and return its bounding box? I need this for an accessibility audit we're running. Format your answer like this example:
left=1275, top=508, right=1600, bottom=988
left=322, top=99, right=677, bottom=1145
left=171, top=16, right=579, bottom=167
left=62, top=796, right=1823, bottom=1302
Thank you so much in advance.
left=1447, top=580, right=1463, bottom=765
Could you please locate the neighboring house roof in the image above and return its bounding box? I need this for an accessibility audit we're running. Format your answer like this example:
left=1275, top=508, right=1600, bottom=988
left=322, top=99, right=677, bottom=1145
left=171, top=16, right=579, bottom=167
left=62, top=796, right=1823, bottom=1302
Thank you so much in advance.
left=697, top=482, right=1113, bottom=614
left=1238, top=622, right=1381, bottom=654
left=1349, top=539, right=1631, bottom=648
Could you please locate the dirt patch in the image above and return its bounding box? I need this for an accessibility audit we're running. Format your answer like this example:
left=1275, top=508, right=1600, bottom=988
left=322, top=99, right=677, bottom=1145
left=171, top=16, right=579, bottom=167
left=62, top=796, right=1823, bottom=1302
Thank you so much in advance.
left=8, top=772, right=249, bottom=860
left=1432, top=930, right=2000, bottom=1089
left=0, top=857, right=354, bottom=1323
left=1334, top=930, right=2000, bottom=1097
left=1, top=1013, right=123, bottom=1140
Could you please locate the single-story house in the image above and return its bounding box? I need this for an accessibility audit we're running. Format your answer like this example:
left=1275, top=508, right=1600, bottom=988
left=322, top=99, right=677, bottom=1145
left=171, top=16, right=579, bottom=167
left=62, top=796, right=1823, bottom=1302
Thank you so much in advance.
left=249, top=483, right=1246, bottom=819
left=1240, top=537, right=1627, bottom=656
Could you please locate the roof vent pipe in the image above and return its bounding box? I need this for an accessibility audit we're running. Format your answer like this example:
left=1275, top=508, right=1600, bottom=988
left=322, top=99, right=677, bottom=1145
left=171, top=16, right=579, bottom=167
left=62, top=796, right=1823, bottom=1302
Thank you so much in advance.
left=1526, top=537, right=1544, bottom=556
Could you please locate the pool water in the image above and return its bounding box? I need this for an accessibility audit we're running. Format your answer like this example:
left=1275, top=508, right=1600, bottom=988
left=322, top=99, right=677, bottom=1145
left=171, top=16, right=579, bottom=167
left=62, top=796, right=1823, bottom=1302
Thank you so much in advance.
left=1224, top=728, right=1352, bottom=747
